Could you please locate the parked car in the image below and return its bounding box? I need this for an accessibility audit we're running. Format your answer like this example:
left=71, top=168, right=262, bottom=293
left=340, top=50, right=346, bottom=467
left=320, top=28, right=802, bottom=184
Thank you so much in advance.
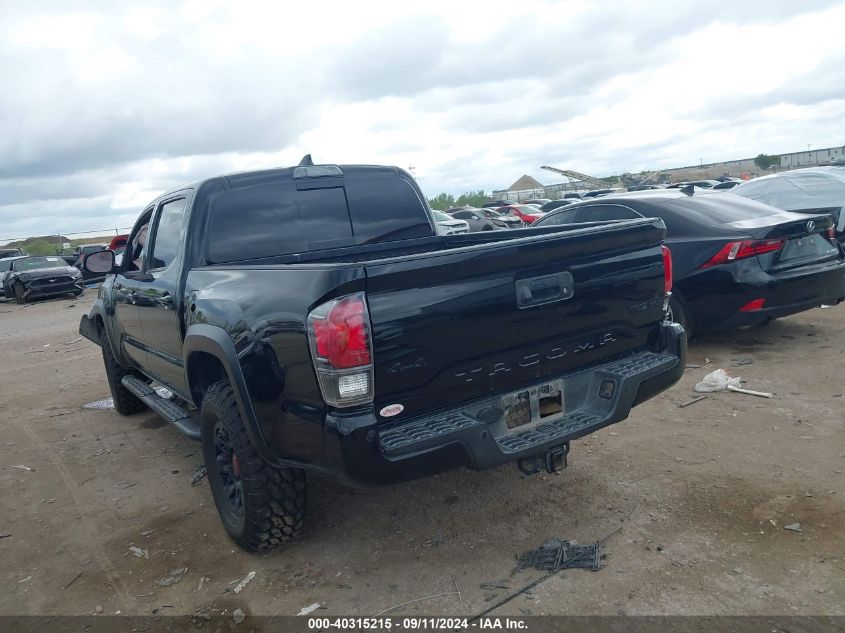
left=523, top=198, right=551, bottom=206
left=482, top=199, right=513, bottom=208
left=534, top=189, right=845, bottom=337
left=2, top=255, right=85, bottom=304
left=450, top=208, right=519, bottom=231
left=540, top=200, right=576, bottom=212
left=0, top=248, right=25, bottom=259
left=582, top=188, right=616, bottom=198
left=432, top=210, right=469, bottom=235
left=732, top=167, right=845, bottom=242
left=712, top=180, right=741, bottom=190
left=0, top=255, right=26, bottom=295
left=79, top=159, right=684, bottom=551
left=562, top=192, right=583, bottom=199
left=497, top=204, right=546, bottom=224
left=627, top=184, right=662, bottom=192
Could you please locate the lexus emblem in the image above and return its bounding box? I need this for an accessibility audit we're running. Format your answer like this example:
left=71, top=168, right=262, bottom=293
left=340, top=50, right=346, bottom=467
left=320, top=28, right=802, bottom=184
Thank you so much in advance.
left=807, top=220, right=815, bottom=232
left=48, top=278, right=56, bottom=283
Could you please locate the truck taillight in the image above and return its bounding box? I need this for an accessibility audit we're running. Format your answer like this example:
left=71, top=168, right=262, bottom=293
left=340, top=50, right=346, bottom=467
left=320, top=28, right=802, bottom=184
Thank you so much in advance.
left=307, top=293, right=374, bottom=407
left=662, top=245, right=672, bottom=295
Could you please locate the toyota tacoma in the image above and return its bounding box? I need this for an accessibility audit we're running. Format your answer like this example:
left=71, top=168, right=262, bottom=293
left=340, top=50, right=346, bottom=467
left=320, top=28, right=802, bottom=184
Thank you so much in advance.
left=79, top=157, right=685, bottom=551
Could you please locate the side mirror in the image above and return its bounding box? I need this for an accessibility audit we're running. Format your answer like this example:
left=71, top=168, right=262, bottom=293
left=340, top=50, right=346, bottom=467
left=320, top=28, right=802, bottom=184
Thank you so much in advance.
left=84, top=250, right=116, bottom=274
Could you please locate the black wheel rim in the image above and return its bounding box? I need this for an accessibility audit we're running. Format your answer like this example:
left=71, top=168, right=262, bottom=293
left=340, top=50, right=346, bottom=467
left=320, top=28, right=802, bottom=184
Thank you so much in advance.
left=213, top=423, right=244, bottom=519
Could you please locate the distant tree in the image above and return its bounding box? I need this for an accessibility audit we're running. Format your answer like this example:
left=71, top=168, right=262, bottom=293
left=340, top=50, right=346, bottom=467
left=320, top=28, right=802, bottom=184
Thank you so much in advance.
left=428, top=193, right=455, bottom=210
left=454, top=190, right=488, bottom=208
left=601, top=175, right=620, bottom=184
left=428, top=190, right=490, bottom=210
left=754, top=154, right=781, bottom=171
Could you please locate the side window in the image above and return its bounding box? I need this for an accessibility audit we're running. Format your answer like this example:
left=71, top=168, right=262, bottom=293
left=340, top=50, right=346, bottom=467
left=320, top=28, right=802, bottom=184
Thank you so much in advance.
left=577, top=205, right=642, bottom=222
left=148, top=199, right=188, bottom=270
left=126, top=208, right=154, bottom=272
left=539, top=209, right=580, bottom=226
left=344, top=175, right=433, bottom=244
left=453, top=211, right=470, bottom=219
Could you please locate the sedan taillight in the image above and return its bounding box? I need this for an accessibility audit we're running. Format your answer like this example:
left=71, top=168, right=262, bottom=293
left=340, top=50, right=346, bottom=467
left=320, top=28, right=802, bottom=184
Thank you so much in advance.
left=699, top=239, right=784, bottom=268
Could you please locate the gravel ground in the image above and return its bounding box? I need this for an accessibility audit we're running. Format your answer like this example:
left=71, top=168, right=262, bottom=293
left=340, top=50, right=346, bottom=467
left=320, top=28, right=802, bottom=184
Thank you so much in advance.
left=0, top=292, right=842, bottom=617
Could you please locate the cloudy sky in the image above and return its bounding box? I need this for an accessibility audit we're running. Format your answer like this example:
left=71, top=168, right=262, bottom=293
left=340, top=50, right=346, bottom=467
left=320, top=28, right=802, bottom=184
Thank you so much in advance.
left=2, top=0, right=844, bottom=242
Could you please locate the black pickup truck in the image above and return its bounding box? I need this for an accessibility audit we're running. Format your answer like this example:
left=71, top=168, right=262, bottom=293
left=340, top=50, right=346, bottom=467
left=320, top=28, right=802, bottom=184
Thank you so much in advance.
left=80, top=159, right=685, bottom=551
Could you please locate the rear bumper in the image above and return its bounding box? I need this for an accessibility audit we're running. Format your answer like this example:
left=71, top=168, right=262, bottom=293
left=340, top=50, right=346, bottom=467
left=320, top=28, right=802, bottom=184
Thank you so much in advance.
left=695, top=258, right=845, bottom=331
left=324, top=322, right=686, bottom=486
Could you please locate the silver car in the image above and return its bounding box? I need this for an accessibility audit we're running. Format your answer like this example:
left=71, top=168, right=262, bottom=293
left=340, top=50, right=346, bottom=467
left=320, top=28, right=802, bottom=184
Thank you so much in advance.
left=450, top=208, right=521, bottom=231
left=432, top=210, right=469, bottom=235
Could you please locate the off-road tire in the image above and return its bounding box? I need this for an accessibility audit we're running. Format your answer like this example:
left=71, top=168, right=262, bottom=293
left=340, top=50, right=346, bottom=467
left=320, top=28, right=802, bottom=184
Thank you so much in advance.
left=201, top=380, right=306, bottom=552
left=14, top=282, right=25, bottom=305
left=667, top=293, right=693, bottom=339
left=99, top=324, right=148, bottom=415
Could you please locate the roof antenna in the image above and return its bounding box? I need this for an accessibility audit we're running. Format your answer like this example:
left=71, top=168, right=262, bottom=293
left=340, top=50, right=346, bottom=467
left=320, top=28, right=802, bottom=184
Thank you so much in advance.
left=680, top=184, right=695, bottom=196
left=298, top=154, right=314, bottom=166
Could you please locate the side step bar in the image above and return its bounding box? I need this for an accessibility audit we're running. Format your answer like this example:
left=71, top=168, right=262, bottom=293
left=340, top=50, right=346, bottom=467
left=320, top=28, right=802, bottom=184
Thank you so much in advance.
left=121, top=376, right=201, bottom=440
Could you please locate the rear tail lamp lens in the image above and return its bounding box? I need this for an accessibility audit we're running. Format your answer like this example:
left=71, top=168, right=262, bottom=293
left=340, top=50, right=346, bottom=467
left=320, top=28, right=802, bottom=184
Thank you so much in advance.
left=739, top=298, right=766, bottom=312
left=661, top=245, right=672, bottom=295
left=700, top=239, right=785, bottom=268
left=307, top=293, right=374, bottom=407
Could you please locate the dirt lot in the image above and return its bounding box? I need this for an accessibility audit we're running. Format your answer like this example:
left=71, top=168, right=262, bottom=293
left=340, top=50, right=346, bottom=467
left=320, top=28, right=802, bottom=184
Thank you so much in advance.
left=0, top=293, right=842, bottom=618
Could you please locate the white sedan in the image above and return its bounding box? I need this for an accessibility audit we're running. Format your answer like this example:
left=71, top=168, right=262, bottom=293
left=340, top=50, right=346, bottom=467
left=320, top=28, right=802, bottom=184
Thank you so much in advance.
left=432, top=210, right=469, bottom=235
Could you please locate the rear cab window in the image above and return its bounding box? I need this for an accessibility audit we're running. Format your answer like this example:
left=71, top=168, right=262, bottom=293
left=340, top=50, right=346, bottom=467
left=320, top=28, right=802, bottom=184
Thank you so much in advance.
left=204, top=167, right=433, bottom=264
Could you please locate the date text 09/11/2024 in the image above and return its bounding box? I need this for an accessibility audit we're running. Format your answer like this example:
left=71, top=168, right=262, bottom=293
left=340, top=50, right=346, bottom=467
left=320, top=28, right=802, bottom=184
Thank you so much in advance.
left=307, top=617, right=527, bottom=630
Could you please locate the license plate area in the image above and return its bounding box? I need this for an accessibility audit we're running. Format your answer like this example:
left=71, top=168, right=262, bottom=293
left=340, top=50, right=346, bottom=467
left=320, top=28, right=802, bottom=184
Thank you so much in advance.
left=501, top=379, right=565, bottom=433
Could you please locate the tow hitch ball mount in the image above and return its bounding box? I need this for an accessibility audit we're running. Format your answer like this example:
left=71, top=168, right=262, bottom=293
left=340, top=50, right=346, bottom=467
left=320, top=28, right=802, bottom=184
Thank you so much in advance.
left=517, top=442, right=569, bottom=476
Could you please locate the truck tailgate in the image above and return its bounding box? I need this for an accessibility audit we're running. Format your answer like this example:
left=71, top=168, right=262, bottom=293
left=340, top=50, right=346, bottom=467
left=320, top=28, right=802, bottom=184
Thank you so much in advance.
left=364, top=219, right=668, bottom=420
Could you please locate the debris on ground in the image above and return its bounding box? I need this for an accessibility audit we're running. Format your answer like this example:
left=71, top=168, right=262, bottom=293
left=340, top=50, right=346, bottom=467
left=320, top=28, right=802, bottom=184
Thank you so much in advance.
left=784, top=523, right=802, bottom=533
left=189, top=467, right=207, bottom=487
left=731, top=358, right=754, bottom=366
left=158, top=568, right=188, bottom=587
left=679, top=395, right=708, bottom=408
left=297, top=602, right=321, bottom=616
left=479, top=582, right=510, bottom=590
left=94, top=605, right=104, bottom=614
left=233, top=608, right=246, bottom=624
left=694, top=369, right=773, bottom=398
left=0, top=533, right=11, bottom=539
left=129, top=546, right=149, bottom=559
left=82, top=398, right=114, bottom=410
left=139, top=530, right=154, bottom=537
left=197, top=576, right=209, bottom=591
left=685, top=363, right=701, bottom=369
left=12, top=465, right=35, bottom=471
left=233, top=570, right=256, bottom=594
left=516, top=538, right=604, bottom=572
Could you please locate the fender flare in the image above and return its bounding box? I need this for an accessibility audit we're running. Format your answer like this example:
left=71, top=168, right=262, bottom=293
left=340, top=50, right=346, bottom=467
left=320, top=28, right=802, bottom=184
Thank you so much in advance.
left=183, top=324, right=290, bottom=469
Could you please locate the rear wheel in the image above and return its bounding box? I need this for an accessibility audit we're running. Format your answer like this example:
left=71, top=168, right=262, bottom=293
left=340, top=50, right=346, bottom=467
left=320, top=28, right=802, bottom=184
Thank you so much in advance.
left=667, top=293, right=693, bottom=339
left=482, top=224, right=494, bottom=231
left=201, top=381, right=306, bottom=552
left=99, top=324, right=147, bottom=415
